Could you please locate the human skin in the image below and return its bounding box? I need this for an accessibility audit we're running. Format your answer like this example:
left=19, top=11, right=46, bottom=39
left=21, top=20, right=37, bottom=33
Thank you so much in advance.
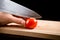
left=0, top=12, right=25, bottom=25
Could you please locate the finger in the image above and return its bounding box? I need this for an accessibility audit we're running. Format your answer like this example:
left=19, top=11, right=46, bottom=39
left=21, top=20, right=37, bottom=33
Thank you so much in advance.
left=12, top=14, right=30, bottom=20
left=9, top=16, right=25, bottom=25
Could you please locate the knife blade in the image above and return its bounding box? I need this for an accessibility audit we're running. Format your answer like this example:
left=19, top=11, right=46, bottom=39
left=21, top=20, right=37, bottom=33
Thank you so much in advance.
left=0, top=0, right=42, bottom=18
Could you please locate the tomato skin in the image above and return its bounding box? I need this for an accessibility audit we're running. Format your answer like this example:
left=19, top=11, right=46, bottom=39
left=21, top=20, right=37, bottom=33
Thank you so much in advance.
left=25, top=18, right=37, bottom=29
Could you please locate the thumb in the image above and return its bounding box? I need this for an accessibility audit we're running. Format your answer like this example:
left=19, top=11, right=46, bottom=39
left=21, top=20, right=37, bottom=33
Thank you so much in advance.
left=9, top=16, right=25, bottom=25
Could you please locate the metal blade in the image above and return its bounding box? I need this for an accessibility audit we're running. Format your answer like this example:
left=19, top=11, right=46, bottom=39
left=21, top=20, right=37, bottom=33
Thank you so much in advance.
left=0, top=0, right=42, bottom=18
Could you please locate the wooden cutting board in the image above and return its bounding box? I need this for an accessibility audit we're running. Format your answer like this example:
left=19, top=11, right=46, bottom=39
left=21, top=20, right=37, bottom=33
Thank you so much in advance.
left=0, top=20, right=60, bottom=40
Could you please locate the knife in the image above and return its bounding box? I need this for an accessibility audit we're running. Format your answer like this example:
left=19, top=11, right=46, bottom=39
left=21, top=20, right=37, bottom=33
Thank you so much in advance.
left=0, top=0, right=42, bottom=18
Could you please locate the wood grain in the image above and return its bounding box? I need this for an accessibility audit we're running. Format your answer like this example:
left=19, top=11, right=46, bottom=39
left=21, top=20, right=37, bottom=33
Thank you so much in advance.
left=0, top=20, right=60, bottom=40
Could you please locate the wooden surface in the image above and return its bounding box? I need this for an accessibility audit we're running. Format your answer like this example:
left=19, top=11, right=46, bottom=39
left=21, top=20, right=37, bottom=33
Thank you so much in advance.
left=0, top=20, right=60, bottom=40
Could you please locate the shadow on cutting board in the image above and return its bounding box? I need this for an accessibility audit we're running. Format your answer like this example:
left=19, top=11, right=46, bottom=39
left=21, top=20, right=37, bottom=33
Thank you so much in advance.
left=0, top=33, right=52, bottom=40
left=0, top=24, right=26, bottom=29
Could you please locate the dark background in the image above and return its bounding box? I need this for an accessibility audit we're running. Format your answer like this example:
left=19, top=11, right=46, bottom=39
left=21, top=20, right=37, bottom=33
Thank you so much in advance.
left=11, top=0, right=60, bottom=21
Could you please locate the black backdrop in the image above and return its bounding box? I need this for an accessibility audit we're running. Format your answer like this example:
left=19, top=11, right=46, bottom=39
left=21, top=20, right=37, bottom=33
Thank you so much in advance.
left=11, top=0, right=60, bottom=21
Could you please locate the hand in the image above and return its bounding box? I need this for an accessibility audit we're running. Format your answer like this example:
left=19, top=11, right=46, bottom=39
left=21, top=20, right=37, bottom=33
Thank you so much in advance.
left=0, top=12, right=25, bottom=25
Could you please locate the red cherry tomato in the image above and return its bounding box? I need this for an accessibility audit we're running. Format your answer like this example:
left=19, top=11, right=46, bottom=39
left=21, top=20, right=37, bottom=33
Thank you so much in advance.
left=25, top=18, right=37, bottom=29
